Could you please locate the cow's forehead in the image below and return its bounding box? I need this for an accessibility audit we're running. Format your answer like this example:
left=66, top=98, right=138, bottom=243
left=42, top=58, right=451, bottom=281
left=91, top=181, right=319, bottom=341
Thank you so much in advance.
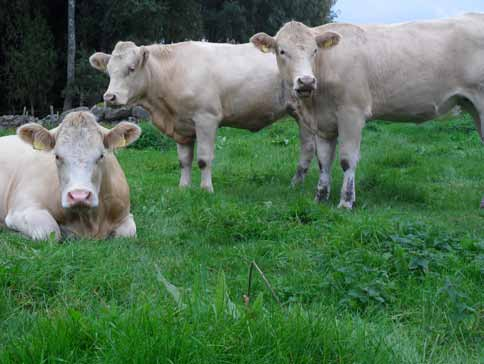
left=113, top=41, right=137, bottom=53
left=112, top=49, right=136, bottom=62
left=56, top=113, right=104, bottom=153
left=276, top=21, right=315, bottom=47
left=109, top=42, right=138, bottom=66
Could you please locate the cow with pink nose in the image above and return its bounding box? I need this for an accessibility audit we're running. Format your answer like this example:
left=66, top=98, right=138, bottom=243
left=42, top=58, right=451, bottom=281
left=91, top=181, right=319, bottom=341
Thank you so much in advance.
left=0, top=111, right=141, bottom=241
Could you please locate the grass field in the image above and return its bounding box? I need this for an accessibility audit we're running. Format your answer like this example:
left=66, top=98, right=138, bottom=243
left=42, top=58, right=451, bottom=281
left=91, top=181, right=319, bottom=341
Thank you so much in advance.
left=0, top=115, right=483, bottom=363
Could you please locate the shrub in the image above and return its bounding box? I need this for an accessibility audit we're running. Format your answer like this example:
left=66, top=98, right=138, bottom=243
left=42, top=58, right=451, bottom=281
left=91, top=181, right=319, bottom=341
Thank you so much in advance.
left=129, top=122, right=176, bottom=151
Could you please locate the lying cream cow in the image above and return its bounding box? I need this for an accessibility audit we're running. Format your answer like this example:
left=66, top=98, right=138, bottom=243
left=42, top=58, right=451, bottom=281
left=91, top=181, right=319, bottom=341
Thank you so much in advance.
left=0, top=111, right=141, bottom=240
left=251, top=13, right=484, bottom=208
left=90, top=40, right=320, bottom=192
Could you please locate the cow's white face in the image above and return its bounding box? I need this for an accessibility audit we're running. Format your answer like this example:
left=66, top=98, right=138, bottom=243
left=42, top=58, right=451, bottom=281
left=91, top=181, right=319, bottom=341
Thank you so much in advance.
left=251, top=22, right=341, bottom=98
left=90, top=42, right=150, bottom=106
left=18, top=111, right=141, bottom=209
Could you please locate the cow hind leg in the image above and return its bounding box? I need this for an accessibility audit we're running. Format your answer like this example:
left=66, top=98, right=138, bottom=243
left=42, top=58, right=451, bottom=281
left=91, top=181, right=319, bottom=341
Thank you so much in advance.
left=337, top=116, right=364, bottom=209
left=5, top=207, right=61, bottom=241
left=177, top=141, right=195, bottom=188
left=461, top=97, right=484, bottom=141
left=194, top=116, right=218, bottom=193
left=461, top=97, right=484, bottom=208
left=291, top=123, right=316, bottom=187
left=314, top=136, right=337, bottom=202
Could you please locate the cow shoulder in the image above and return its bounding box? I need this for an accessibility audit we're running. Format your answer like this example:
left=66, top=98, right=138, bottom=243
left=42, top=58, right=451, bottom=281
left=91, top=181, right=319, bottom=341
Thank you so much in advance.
left=1, top=136, right=62, bottom=221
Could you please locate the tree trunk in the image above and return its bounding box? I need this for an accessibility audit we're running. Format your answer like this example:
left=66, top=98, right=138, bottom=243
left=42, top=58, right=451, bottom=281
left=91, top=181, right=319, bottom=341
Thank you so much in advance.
left=63, top=0, right=76, bottom=111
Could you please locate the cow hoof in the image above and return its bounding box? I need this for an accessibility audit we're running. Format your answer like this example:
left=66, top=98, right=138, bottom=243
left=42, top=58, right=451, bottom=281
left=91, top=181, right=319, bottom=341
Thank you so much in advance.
left=201, top=185, right=214, bottom=193
left=291, top=176, right=303, bottom=188
left=337, top=200, right=354, bottom=210
left=314, top=189, right=330, bottom=203
left=179, top=182, right=192, bottom=189
left=291, top=167, right=308, bottom=187
left=480, top=197, right=484, bottom=209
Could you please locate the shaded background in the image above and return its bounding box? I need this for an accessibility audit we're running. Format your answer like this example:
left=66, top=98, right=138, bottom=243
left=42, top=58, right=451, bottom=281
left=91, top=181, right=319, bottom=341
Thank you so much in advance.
left=2, top=0, right=482, bottom=116
left=0, top=0, right=336, bottom=116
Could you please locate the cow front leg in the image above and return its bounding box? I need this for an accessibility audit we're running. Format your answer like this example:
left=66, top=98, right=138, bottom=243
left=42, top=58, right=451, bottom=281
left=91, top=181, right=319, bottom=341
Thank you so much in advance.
left=112, top=213, right=136, bottom=238
left=337, top=118, right=364, bottom=209
left=5, top=207, right=61, bottom=241
left=177, top=141, right=194, bottom=188
left=315, top=136, right=337, bottom=202
left=291, top=122, right=316, bottom=187
left=195, top=121, right=218, bottom=192
left=461, top=97, right=484, bottom=208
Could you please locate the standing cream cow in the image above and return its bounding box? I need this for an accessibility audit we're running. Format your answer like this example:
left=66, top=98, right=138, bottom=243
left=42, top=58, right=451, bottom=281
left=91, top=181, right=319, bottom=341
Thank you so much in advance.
left=89, top=41, right=319, bottom=192
left=0, top=111, right=141, bottom=240
left=251, top=13, right=484, bottom=208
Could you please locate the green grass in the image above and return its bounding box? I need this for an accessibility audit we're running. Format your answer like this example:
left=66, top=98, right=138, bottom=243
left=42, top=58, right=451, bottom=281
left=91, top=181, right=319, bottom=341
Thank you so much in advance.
left=0, top=116, right=483, bottom=363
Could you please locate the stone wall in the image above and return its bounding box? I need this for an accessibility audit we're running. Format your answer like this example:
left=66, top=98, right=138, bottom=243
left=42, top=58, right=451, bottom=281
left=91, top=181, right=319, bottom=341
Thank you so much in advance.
left=0, top=115, right=38, bottom=129
left=0, top=105, right=151, bottom=129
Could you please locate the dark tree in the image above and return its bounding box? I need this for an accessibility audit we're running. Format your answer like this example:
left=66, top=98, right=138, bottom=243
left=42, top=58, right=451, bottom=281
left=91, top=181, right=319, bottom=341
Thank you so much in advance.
left=0, top=0, right=338, bottom=114
left=64, top=0, right=76, bottom=110
left=3, top=6, right=57, bottom=115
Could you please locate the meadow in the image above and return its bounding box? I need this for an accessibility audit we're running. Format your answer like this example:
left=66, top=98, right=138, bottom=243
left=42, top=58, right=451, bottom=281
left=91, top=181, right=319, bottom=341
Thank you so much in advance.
left=0, top=114, right=482, bottom=363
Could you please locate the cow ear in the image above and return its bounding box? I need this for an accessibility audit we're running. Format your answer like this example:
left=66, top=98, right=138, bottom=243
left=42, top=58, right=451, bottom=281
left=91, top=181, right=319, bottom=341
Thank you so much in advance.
left=89, top=52, right=111, bottom=72
left=250, top=32, right=276, bottom=53
left=139, top=46, right=149, bottom=68
left=316, top=31, right=341, bottom=49
left=17, top=123, right=56, bottom=151
left=104, top=122, right=142, bottom=149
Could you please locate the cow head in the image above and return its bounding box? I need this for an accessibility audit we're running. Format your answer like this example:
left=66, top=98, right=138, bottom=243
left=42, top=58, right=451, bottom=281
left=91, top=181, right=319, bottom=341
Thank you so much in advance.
left=18, top=111, right=141, bottom=209
left=251, top=21, right=341, bottom=98
left=90, top=41, right=150, bottom=106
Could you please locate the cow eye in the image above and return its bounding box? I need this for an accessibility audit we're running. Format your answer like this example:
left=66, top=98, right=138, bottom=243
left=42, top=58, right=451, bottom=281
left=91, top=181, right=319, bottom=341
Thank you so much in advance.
left=128, top=65, right=135, bottom=73
left=280, top=49, right=286, bottom=56
left=313, top=49, right=318, bottom=55
left=97, top=154, right=104, bottom=162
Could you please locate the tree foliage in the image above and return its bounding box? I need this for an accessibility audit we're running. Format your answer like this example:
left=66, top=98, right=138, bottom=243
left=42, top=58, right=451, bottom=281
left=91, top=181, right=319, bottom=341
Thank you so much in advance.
left=0, top=0, right=336, bottom=114
left=2, top=6, right=57, bottom=115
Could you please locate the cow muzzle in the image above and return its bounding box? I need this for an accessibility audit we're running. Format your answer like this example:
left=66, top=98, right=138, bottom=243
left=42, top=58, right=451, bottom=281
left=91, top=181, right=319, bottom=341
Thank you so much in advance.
left=294, top=76, right=317, bottom=98
left=103, top=91, right=129, bottom=106
left=103, top=92, right=120, bottom=106
left=66, top=189, right=95, bottom=208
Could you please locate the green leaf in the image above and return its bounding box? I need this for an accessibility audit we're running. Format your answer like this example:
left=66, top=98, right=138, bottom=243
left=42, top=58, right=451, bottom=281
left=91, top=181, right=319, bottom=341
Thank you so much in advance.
left=155, top=266, right=186, bottom=310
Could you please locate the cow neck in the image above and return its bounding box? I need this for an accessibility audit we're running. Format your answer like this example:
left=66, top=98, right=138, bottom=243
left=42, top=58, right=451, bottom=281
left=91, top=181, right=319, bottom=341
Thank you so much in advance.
left=138, top=46, right=190, bottom=144
left=288, top=91, right=320, bottom=135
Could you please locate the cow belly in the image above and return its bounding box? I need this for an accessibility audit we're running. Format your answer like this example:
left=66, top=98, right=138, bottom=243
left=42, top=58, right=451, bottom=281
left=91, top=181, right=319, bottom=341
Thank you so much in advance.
left=221, top=111, right=282, bottom=131
left=173, top=120, right=196, bottom=139
left=220, top=86, right=287, bottom=131
left=376, top=106, right=441, bottom=123
left=373, top=91, right=462, bottom=123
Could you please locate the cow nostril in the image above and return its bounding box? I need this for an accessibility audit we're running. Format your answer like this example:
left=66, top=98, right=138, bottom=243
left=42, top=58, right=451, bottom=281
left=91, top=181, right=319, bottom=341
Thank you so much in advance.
left=298, top=76, right=316, bottom=87
left=103, top=93, right=116, bottom=102
left=68, top=190, right=92, bottom=203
